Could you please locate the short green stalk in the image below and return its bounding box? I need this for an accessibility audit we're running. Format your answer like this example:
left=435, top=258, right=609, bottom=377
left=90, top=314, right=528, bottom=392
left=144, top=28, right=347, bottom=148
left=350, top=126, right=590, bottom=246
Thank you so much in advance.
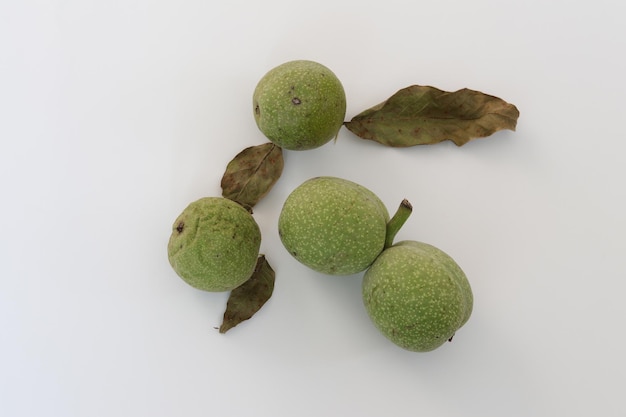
left=384, top=199, right=413, bottom=249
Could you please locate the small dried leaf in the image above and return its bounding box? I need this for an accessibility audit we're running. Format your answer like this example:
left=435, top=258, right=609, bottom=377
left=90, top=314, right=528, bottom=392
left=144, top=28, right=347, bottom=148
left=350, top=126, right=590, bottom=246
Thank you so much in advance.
left=344, top=85, right=519, bottom=147
left=221, top=143, right=284, bottom=210
left=219, top=255, right=275, bottom=333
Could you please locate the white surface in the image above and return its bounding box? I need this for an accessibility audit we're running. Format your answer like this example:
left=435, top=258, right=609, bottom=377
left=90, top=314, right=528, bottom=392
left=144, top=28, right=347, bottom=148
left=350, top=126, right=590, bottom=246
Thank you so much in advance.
left=2, top=1, right=625, bottom=416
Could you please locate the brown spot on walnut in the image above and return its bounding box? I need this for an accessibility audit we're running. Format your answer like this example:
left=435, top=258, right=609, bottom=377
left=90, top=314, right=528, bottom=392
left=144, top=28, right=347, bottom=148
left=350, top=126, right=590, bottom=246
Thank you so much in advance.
left=255, top=104, right=260, bottom=116
left=292, top=97, right=301, bottom=105
left=176, top=222, right=184, bottom=233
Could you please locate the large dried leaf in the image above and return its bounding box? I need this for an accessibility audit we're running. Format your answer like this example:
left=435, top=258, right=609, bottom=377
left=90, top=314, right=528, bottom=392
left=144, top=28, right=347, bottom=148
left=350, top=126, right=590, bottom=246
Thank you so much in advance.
left=219, top=255, right=275, bottom=333
left=344, top=85, right=519, bottom=147
left=221, top=143, right=283, bottom=210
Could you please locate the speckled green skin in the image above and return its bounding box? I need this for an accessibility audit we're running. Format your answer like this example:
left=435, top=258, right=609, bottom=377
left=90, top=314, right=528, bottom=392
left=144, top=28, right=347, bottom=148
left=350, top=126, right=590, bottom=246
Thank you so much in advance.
left=362, top=241, right=473, bottom=352
left=278, top=177, right=389, bottom=275
left=167, top=197, right=261, bottom=292
left=253, top=60, right=346, bottom=151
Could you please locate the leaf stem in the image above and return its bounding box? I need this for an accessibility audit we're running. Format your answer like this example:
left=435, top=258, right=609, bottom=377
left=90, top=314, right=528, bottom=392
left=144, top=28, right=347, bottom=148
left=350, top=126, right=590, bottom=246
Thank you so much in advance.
left=384, top=199, right=413, bottom=249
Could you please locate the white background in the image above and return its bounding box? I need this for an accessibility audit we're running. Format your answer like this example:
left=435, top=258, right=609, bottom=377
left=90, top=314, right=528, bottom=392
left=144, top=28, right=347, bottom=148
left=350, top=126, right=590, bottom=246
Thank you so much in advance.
left=2, top=1, right=625, bottom=416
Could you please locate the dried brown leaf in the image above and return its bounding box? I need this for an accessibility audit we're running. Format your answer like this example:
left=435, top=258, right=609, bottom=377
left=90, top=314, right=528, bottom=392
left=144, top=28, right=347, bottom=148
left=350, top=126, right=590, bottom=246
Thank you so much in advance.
left=344, top=85, right=519, bottom=147
left=221, top=143, right=284, bottom=210
left=219, top=255, right=275, bottom=333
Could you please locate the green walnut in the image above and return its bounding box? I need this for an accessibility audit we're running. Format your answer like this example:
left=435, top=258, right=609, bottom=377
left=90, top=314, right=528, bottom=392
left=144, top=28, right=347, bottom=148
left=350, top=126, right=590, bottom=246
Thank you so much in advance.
left=252, top=60, right=346, bottom=151
left=362, top=240, right=473, bottom=352
left=167, top=197, right=261, bottom=292
left=278, top=176, right=411, bottom=275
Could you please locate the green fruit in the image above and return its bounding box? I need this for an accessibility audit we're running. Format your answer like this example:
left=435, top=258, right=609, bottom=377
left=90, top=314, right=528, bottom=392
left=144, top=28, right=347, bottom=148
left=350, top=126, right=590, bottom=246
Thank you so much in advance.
left=278, top=176, right=390, bottom=275
left=362, top=241, right=473, bottom=352
left=253, top=60, right=346, bottom=151
left=167, top=197, right=261, bottom=292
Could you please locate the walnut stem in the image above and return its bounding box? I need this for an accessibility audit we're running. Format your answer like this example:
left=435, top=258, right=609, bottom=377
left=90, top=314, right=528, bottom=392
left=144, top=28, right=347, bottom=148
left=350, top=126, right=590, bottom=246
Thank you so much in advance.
left=384, top=199, right=413, bottom=249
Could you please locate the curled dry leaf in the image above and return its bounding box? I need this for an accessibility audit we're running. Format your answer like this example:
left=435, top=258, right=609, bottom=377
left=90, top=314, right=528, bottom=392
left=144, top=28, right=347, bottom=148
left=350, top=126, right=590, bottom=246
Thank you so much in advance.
left=219, top=255, right=275, bottom=334
left=344, top=85, right=520, bottom=147
left=221, top=142, right=284, bottom=210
